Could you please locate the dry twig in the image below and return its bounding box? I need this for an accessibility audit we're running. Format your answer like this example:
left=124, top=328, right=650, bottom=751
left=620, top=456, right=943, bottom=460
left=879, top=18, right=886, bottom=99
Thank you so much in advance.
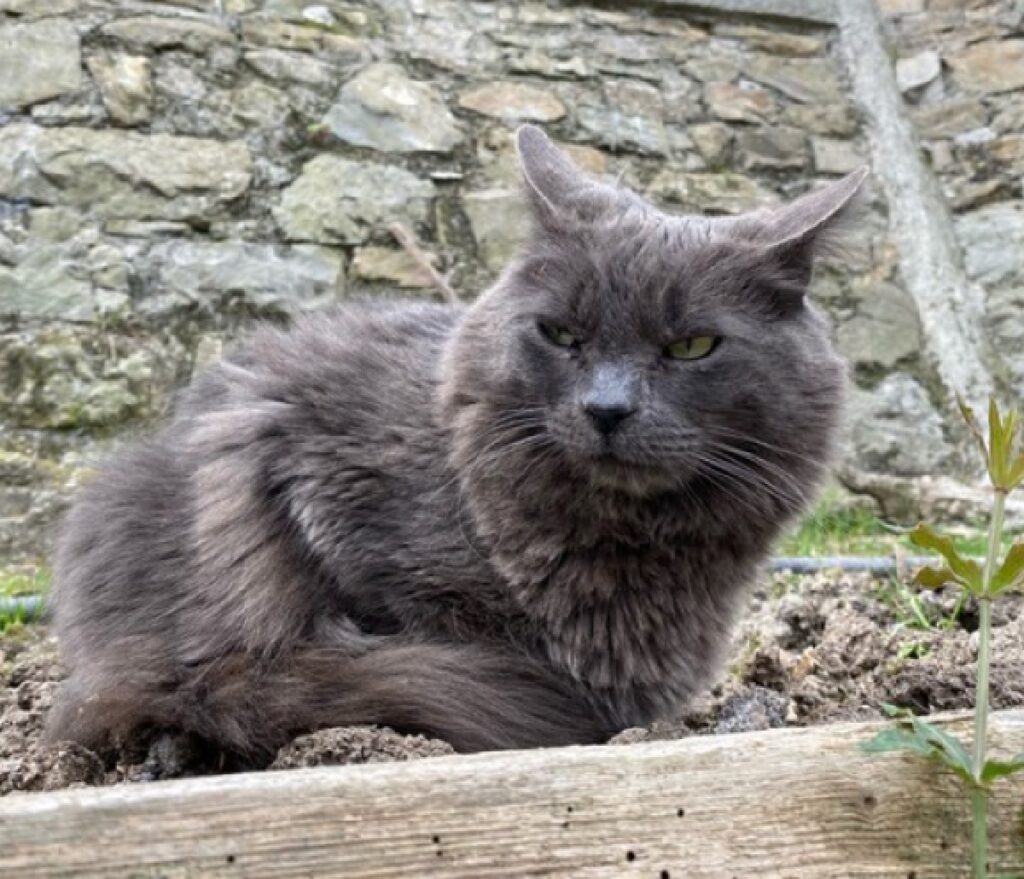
left=389, top=223, right=460, bottom=304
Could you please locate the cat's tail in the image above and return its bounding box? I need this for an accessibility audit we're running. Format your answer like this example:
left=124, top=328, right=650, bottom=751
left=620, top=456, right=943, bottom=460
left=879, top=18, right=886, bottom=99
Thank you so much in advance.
left=46, top=641, right=614, bottom=760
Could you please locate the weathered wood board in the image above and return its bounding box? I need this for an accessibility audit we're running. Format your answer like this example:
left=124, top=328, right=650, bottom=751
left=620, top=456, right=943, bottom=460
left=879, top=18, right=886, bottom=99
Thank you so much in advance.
left=1, top=711, right=1022, bottom=878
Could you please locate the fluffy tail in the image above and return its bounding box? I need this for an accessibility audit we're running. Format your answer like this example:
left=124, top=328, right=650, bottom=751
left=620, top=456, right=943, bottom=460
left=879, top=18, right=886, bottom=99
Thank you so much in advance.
left=47, top=641, right=613, bottom=760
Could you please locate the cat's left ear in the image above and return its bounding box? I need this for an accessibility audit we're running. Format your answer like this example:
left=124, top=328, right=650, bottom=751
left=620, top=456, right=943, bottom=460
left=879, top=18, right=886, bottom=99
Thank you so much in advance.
left=746, top=167, right=870, bottom=287
left=515, top=124, right=612, bottom=229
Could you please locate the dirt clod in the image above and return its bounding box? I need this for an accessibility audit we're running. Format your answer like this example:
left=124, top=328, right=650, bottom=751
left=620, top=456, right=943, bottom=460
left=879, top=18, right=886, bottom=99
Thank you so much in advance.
left=271, top=726, right=455, bottom=769
left=713, top=685, right=788, bottom=734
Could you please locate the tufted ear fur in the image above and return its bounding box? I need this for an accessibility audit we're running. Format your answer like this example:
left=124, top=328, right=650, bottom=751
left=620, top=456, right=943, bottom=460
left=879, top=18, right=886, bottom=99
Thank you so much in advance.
left=738, top=167, right=870, bottom=288
left=515, top=124, right=618, bottom=229
left=697, top=168, right=870, bottom=318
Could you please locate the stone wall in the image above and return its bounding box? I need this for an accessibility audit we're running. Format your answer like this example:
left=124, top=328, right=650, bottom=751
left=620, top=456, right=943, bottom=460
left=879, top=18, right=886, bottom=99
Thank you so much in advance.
left=0, top=0, right=1020, bottom=560
left=887, top=1, right=1024, bottom=392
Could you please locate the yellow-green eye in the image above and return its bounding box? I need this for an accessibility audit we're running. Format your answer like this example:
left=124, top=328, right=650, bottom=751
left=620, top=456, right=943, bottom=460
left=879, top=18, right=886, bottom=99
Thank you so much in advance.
left=539, top=321, right=577, bottom=348
left=664, top=336, right=718, bottom=361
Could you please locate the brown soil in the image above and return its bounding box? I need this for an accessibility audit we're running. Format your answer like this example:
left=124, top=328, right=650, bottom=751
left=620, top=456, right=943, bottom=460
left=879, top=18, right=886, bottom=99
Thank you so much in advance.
left=2, top=571, right=1022, bottom=796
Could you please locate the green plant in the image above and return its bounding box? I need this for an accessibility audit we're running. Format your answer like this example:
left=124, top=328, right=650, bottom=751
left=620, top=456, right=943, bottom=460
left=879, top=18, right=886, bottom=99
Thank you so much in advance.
left=861, top=399, right=1024, bottom=878
left=874, top=575, right=960, bottom=631
left=0, top=564, right=49, bottom=632
left=895, top=640, right=930, bottom=661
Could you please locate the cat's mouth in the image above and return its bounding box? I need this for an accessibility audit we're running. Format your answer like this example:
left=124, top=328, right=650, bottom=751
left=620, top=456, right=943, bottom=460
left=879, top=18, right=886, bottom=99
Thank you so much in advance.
left=587, top=448, right=677, bottom=494
left=589, top=433, right=650, bottom=465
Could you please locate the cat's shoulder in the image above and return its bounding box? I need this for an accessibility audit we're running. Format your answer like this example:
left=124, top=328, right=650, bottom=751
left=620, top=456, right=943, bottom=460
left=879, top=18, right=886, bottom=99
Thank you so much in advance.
left=215, top=299, right=462, bottom=386
left=253, top=299, right=461, bottom=358
left=178, top=299, right=462, bottom=436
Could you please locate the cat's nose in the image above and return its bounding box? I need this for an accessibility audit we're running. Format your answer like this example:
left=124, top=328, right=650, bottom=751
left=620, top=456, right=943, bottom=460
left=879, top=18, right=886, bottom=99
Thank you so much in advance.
left=581, top=363, right=639, bottom=436
left=583, top=401, right=637, bottom=436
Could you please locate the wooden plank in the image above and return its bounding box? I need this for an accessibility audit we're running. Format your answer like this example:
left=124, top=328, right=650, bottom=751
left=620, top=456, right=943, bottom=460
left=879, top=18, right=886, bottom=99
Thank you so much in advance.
left=0, top=712, right=1022, bottom=877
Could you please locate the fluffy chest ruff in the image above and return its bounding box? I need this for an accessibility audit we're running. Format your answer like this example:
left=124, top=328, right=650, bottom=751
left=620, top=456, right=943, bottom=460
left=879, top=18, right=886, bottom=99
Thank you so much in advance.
left=520, top=549, right=752, bottom=723
left=460, top=473, right=758, bottom=724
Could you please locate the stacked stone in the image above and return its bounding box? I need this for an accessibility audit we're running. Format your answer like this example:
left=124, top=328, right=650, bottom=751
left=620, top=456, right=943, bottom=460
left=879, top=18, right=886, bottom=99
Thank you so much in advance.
left=0, top=0, right=1010, bottom=560
left=883, top=0, right=1024, bottom=408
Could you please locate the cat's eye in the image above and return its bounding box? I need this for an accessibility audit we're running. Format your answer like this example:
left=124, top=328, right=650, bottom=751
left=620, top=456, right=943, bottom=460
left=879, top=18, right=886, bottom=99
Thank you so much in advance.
left=538, top=321, right=578, bottom=349
left=664, top=336, right=719, bottom=361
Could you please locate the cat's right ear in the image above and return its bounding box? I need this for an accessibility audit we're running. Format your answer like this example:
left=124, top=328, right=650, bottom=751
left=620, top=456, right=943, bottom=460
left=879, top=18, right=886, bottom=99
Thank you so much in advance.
left=515, top=125, right=608, bottom=229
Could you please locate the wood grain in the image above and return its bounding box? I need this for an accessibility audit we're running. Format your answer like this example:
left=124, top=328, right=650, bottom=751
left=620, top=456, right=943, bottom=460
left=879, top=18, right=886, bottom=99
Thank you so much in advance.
left=1, top=711, right=1022, bottom=878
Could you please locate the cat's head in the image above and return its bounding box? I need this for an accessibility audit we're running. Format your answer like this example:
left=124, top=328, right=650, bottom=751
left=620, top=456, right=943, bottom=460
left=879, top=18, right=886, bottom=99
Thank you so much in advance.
left=442, top=126, right=863, bottom=515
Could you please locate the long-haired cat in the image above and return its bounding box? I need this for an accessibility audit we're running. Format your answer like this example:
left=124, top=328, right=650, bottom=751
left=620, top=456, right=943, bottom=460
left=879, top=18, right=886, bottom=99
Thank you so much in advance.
left=47, top=126, right=865, bottom=759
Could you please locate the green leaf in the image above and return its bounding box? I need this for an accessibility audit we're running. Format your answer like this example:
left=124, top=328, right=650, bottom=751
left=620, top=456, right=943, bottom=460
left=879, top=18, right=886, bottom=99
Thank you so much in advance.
left=1008, top=452, right=1024, bottom=491
left=958, top=394, right=988, bottom=462
left=986, top=399, right=1022, bottom=489
left=864, top=709, right=975, bottom=784
left=881, top=703, right=912, bottom=719
left=914, top=566, right=960, bottom=590
left=989, top=399, right=1004, bottom=472
left=908, top=523, right=983, bottom=594
left=987, top=401, right=1003, bottom=475
left=861, top=728, right=933, bottom=756
left=908, top=716, right=973, bottom=779
left=980, top=754, right=1024, bottom=784
left=991, top=540, right=1024, bottom=595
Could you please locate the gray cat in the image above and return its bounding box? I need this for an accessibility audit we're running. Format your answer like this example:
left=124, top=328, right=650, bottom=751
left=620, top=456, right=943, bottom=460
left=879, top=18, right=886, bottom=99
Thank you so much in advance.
left=47, top=126, right=865, bottom=760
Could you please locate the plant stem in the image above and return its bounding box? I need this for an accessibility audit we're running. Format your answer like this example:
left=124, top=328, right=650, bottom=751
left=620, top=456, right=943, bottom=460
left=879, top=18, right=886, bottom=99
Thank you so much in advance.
left=973, top=598, right=992, bottom=778
left=971, top=785, right=988, bottom=879
left=974, top=489, right=1005, bottom=776
left=971, top=488, right=1005, bottom=879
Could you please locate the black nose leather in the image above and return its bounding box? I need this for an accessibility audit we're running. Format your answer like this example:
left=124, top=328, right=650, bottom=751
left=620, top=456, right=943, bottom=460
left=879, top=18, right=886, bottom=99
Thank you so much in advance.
left=584, top=402, right=636, bottom=436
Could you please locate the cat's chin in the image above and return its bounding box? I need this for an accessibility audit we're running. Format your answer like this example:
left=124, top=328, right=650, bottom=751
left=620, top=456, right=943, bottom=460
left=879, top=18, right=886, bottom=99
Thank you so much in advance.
left=586, top=454, right=679, bottom=497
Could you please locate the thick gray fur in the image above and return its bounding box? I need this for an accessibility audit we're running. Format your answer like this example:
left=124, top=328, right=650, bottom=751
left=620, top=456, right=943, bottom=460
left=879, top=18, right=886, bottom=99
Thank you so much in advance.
left=48, top=126, right=866, bottom=759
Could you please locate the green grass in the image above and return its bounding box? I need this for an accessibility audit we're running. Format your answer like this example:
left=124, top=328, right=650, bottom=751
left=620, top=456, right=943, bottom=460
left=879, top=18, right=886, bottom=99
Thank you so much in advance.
left=872, top=574, right=966, bottom=632
left=778, top=496, right=889, bottom=556
left=777, top=488, right=1018, bottom=559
